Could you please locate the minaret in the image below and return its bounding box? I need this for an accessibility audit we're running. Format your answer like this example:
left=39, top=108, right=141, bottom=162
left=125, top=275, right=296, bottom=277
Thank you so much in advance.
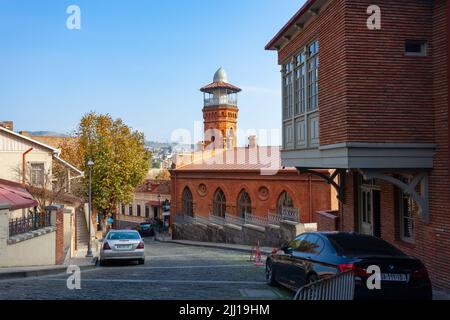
left=200, top=67, right=241, bottom=150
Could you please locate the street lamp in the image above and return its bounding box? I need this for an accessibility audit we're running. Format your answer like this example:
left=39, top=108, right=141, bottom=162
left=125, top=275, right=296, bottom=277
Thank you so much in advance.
left=86, top=159, right=94, bottom=258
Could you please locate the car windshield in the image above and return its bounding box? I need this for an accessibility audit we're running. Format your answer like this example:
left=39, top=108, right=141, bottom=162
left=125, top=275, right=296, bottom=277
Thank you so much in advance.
left=327, top=234, right=405, bottom=256
left=108, top=232, right=140, bottom=240
left=140, top=224, right=151, bottom=228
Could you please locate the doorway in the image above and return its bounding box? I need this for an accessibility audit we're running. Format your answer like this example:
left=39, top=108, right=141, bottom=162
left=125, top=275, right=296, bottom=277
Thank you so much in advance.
left=358, top=179, right=381, bottom=237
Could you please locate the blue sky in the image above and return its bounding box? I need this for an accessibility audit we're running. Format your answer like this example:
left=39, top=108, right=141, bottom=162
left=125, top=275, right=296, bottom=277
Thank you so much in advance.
left=0, top=0, right=303, bottom=144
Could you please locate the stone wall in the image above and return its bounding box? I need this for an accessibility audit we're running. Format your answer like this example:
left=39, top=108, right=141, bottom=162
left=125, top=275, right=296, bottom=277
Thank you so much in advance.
left=0, top=205, right=58, bottom=267
left=172, top=221, right=317, bottom=247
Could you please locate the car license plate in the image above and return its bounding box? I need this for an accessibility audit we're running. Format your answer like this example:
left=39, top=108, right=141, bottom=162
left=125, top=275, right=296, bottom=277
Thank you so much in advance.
left=381, top=273, right=408, bottom=282
left=116, top=245, right=132, bottom=250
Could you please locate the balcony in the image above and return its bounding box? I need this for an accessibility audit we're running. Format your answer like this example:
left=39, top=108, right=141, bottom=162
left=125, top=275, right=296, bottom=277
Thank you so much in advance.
left=282, top=142, right=436, bottom=170
left=204, top=96, right=238, bottom=107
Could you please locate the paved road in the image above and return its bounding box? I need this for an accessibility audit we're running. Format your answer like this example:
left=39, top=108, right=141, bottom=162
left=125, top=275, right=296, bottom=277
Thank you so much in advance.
left=0, top=239, right=291, bottom=300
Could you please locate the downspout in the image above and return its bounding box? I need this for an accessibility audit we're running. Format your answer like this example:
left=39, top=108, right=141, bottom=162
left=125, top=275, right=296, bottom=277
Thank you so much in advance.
left=22, top=148, right=33, bottom=185
left=309, top=174, right=312, bottom=223
left=447, top=0, right=450, bottom=177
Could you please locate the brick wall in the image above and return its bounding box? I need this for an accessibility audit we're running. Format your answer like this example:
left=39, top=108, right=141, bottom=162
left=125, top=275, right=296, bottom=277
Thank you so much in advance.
left=345, top=0, right=434, bottom=143
left=316, top=210, right=339, bottom=231
left=55, top=208, right=64, bottom=265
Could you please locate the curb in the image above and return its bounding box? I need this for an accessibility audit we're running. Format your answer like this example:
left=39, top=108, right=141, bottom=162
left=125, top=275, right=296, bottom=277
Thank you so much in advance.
left=0, top=258, right=98, bottom=281
left=158, top=239, right=273, bottom=256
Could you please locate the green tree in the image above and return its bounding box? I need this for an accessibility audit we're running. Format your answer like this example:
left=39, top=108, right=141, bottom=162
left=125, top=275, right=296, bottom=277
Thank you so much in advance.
left=76, top=112, right=151, bottom=214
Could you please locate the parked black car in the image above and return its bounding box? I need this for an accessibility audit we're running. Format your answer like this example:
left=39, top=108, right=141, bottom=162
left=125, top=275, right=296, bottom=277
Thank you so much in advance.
left=266, top=232, right=432, bottom=300
left=135, top=222, right=155, bottom=237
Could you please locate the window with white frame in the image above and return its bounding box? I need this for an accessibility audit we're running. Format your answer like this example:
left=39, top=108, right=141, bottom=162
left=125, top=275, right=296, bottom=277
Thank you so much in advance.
left=399, top=177, right=415, bottom=243
left=308, top=41, right=319, bottom=111
left=30, top=163, right=45, bottom=186
left=282, top=39, right=319, bottom=150
left=283, top=61, right=294, bottom=119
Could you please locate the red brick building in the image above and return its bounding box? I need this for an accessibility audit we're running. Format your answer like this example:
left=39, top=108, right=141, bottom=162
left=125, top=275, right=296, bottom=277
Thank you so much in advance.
left=266, top=0, right=449, bottom=290
left=170, top=68, right=332, bottom=225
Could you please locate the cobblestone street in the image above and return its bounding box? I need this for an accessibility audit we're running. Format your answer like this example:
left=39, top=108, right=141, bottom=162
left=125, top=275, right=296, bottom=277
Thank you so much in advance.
left=0, top=239, right=291, bottom=300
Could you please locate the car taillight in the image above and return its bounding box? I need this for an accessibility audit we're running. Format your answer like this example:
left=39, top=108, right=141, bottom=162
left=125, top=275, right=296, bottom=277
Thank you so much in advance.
left=412, top=266, right=429, bottom=279
left=338, top=263, right=369, bottom=277
left=137, top=242, right=145, bottom=249
left=103, top=242, right=111, bottom=251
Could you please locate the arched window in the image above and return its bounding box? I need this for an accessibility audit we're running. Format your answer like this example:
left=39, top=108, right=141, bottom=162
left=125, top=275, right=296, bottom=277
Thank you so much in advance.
left=213, top=188, right=227, bottom=218
left=237, top=190, right=252, bottom=218
left=182, top=187, right=194, bottom=217
left=277, top=191, right=294, bottom=214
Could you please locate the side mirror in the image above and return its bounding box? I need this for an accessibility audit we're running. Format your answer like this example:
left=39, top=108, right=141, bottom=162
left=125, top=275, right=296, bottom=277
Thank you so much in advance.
left=281, top=242, right=290, bottom=251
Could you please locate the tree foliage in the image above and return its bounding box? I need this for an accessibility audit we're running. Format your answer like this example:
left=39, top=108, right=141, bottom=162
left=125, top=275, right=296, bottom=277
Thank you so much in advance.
left=64, top=112, right=151, bottom=213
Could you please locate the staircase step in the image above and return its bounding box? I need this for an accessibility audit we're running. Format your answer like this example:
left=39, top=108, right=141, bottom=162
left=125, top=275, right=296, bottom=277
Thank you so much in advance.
left=76, top=210, right=90, bottom=249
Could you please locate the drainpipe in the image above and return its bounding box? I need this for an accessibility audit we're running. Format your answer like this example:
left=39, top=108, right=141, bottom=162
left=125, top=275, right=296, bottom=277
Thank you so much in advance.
left=309, top=174, right=313, bottom=223
left=22, top=148, right=33, bottom=185
left=447, top=0, right=450, bottom=177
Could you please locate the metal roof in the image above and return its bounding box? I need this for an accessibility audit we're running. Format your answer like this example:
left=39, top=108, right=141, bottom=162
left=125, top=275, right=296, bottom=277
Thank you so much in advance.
left=0, top=126, right=60, bottom=155
left=265, top=0, right=319, bottom=51
left=200, top=67, right=242, bottom=93
left=0, top=179, right=38, bottom=210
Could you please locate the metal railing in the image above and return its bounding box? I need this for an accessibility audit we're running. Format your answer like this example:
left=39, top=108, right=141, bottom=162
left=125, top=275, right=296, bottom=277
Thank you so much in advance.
left=244, top=213, right=268, bottom=227
left=209, top=214, right=226, bottom=226
left=293, top=271, right=355, bottom=301
left=204, top=97, right=237, bottom=107
left=281, top=207, right=300, bottom=222
left=194, top=215, right=211, bottom=225
left=174, top=210, right=301, bottom=228
left=174, top=214, right=197, bottom=225
left=9, top=211, right=52, bottom=237
left=225, top=213, right=245, bottom=226
left=267, top=212, right=282, bottom=226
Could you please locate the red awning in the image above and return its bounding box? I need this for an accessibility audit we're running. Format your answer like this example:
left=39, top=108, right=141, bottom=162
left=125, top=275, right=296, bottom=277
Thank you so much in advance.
left=0, top=180, right=38, bottom=210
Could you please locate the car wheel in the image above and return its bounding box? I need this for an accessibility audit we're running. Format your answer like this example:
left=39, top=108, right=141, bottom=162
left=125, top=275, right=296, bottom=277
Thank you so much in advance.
left=306, top=273, right=319, bottom=285
left=266, top=260, right=277, bottom=286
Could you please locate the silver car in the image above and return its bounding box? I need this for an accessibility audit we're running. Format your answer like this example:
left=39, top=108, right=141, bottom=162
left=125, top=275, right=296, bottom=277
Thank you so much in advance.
left=99, top=230, right=145, bottom=266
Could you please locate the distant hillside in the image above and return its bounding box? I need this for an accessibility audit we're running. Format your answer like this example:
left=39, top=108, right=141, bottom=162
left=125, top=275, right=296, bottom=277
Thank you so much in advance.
left=27, top=131, right=69, bottom=137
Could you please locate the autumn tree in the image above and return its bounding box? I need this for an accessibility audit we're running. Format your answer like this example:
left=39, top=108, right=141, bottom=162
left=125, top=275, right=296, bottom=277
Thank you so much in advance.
left=71, top=112, right=151, bottom=215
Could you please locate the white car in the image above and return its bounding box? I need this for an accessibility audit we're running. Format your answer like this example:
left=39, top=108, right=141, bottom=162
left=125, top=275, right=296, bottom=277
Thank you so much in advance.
left=99, top=230, right=145, bottom=266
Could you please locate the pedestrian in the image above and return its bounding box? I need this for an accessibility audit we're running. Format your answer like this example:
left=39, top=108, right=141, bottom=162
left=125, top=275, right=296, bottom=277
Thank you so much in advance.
left=107, top=215, right=114, bottom=231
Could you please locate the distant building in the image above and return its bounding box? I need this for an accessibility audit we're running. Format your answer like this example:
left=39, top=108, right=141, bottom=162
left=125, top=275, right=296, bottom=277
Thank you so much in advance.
left=117, top=179, right=171, bottom=229
left=170, top=69, right=333, bottom=234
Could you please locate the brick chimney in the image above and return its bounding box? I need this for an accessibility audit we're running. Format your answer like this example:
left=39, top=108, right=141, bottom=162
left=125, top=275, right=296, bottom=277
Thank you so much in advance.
left=0, top=121, right=13, bottom=131
left=248, top=135, right=257, bottom=148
